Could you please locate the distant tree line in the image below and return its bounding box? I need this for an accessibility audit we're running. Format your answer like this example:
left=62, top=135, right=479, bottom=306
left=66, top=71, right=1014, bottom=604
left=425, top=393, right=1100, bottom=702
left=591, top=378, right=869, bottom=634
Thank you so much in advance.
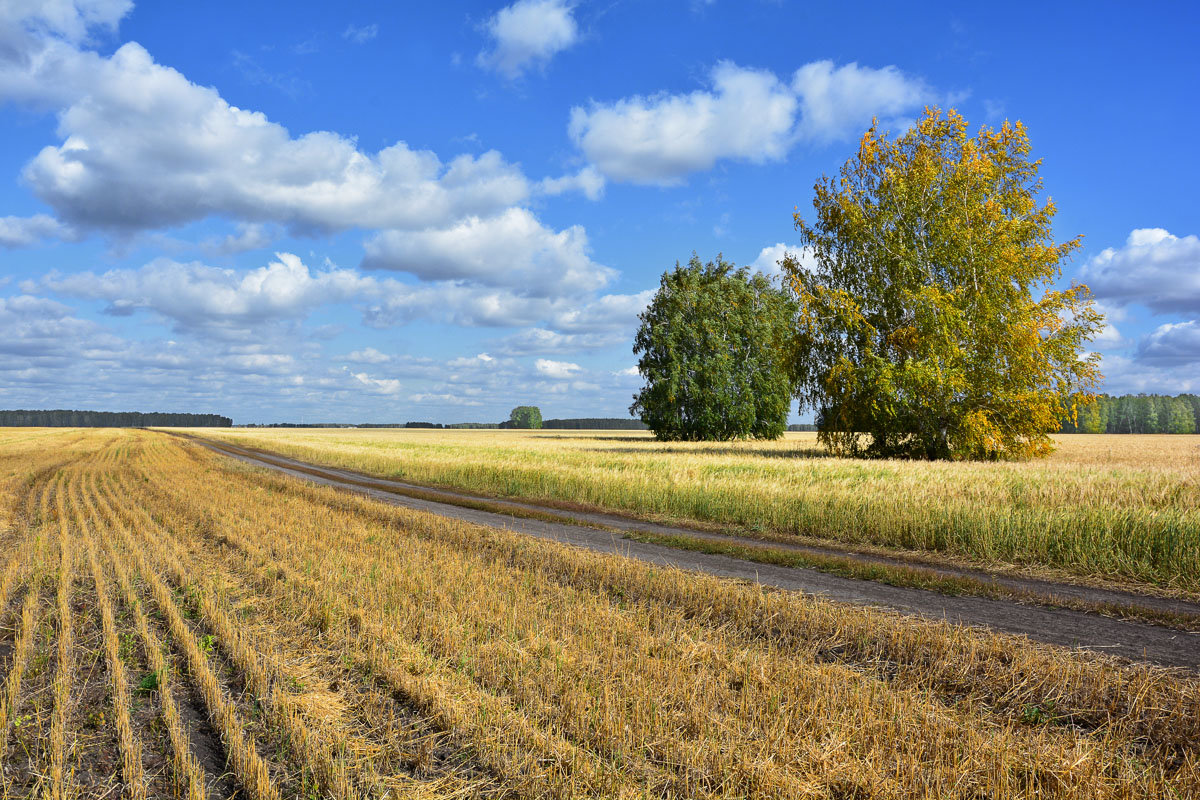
left=0, top=410, right=231, bottom=427
left=1060, top=394, right=1199, bottom=434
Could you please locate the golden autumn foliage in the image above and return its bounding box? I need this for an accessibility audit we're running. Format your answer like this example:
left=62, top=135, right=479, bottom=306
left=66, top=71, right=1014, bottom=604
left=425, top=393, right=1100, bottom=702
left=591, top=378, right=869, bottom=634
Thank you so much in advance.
left=786, top=108, right=1104, bottom=460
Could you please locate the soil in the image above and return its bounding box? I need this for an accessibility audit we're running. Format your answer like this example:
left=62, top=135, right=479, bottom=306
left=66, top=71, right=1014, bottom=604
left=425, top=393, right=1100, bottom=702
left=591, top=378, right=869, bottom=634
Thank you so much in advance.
left=189, top=435, right=1200, bottom=672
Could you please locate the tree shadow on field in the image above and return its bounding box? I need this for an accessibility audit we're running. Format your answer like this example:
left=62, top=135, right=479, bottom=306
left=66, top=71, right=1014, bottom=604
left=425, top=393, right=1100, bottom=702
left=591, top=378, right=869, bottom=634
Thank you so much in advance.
left=530, top=434, right=833, bottom=459
left=531, top=435, right=651, bottom=442
left=585, top=445, right=833, bottom=459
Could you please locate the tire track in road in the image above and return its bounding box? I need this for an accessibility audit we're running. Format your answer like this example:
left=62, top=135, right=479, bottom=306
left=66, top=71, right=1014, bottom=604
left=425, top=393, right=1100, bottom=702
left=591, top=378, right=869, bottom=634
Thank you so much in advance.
left=187, top=435, right=1199, bottom=671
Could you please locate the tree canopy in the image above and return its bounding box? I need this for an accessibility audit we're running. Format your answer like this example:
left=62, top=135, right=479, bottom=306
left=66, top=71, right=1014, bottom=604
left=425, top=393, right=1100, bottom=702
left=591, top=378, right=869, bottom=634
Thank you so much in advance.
left=631, top=254, right=796, bottom=441
left=785, top=108, right=1103, bottom=460
left=507, top=406, right=543, bottom=429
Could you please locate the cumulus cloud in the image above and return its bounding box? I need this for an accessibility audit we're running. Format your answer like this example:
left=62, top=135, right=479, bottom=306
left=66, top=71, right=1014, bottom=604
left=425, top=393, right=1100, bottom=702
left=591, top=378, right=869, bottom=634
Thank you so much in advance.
left=750, top=242, right=817, bottom=278
left=202, top=222, right=276, bottom=256
left=345, top=347, right=391, bottom=364
left=38, top=252, right=374, bottom=331
left=32, top=247, right=647, bottom=339
left=0, top=0, right=130, bottom=48
left=361, top=207, right=616, bottom=296
left=492, top=327, right=622, bottom=355
left=360, top=283, right=648, bottom=332
left=536, top=165, right=605, bottom=200
left=1095, top=353, right=1200, bottom=396
left=535, top=358, right=580, bottom=378
left=547, top=289, right=653, bottom=332
left=791, top=60, right=932, bottom=143
left=0, top=214, right=75, bottom=247
left=1136, top=320, right=1200, bottom=366
left=569, top=61, right=797, bottom=184
left=1, top=34, right=529, bottom=235
left=569, top=59, right=932, bottom=184
left=477, top=0, right=578, bottom=79
left=1081, top=228, right=1200, bottom=314
left=347, top=369, right=402, bottom=395
left=409, top=393, right=484, bottom=407
left=0, top=294, right=110, bottom=358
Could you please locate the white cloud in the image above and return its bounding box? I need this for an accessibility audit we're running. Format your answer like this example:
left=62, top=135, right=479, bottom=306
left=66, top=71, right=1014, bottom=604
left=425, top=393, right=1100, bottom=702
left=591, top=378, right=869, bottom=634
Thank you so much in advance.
left=1095, top=353, right=1200, bottom=396
left=1093, top=321, right=1125, bottom=348
left=751, top=242, right=817, bottom=278
left=361, top=284, right=650, bottom=332
left=342, top=23, right=378, bottom=44
left=409, top=393, right=484, bottom=407
left=1081, top=228, right=1200, bottom=314
left=345, top=347, right=391, bottom=364
left=348, top=369, right=402, bottom=395
left=0, top=214, right=75, bottom=247
left=0, top=0, right=130, bottom=47
left=548, top=289, right=653, bottom=332
left=535, top=358, right=581, bottom=378
left=1136, top=320, right=1200, bottom=366
left=569, top=61, right=797, bottom=184
left=0, top=294, right=112, bottom=359
left=361, top=207, right=616, bottom=296
left=39, top=252, right=374, bottom=330
left=4, top=39, right=529, bottom=234
left=477, top=0, right=578, bottom=79
left=493, top=327, right=622, bottom=355
left=569, top=59, right=932, bottom=184
left=536, top=165, right=605, bottom=200
left=791, top=60, right=932, bottom=143
left=614, top=365, right=639, bottom=377
left=202, top=222, right=276, bottom=256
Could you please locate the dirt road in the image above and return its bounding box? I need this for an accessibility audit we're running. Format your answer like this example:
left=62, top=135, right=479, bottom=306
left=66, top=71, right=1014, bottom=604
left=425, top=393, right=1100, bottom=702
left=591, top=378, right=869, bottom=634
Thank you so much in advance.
left=187, top=435, right=1200, bottom=670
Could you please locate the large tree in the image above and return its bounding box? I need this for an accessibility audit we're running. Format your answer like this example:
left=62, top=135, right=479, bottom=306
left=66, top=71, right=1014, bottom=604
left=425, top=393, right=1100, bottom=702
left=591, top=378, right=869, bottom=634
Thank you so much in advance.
left=508, top=406, right=543, bottom=429
left=785, top=108, right=1103, bottom=460
left=631, top=254, right=796, bottom=441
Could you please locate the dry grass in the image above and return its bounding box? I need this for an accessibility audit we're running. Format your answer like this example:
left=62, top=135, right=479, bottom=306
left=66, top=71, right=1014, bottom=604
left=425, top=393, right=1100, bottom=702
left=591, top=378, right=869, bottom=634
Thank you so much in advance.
left=197, top=427, right=1200, bottom=593
left=0, top=427, right=1197, bottom=798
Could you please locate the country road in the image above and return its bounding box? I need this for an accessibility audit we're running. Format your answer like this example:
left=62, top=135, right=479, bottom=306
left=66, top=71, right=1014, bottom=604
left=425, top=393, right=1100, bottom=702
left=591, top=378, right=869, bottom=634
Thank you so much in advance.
left=186, top=434, right=1200, bottom=671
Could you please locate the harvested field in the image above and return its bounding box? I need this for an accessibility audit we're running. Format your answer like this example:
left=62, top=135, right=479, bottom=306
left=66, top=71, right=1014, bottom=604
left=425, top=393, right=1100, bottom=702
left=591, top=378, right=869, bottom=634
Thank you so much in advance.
left=1, top=428, right=1199, bottom=798
left=197, top=428, right=1200, bottom=595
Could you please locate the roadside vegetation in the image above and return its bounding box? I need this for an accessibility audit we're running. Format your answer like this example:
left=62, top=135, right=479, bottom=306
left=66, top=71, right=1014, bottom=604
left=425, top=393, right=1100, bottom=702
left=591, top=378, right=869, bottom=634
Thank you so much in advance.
left=200, top=427, right=1200, bottom=595
left=1, top=428, right=1197, bottom=798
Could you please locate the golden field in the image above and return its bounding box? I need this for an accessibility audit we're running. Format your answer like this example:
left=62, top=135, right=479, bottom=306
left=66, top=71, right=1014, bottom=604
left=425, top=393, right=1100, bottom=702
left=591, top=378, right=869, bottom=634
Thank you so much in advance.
left=0, top=427, right=1197, bottom=798
left=200, top=428, right=1200, bottom=594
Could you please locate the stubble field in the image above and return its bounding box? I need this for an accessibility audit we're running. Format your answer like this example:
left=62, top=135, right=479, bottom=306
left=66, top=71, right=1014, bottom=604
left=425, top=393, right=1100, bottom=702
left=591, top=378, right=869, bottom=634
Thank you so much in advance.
left=1, top=428, right=1198, bottom=799
left=200, top=428, right=1200, bottom=595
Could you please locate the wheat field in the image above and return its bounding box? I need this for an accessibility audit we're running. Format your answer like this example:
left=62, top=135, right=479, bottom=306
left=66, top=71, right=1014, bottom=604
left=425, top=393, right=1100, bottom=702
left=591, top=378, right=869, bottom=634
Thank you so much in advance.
left=199, top=428, right=1200, bottom=594
left=0, top=427, right=1197, bottom=798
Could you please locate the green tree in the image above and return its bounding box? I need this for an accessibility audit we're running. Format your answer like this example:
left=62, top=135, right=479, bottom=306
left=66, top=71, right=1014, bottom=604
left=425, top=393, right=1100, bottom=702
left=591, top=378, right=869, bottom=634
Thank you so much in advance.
left=631, top=254, right=797, bottom=441
left=1167, top=398, right=1196, bottom=434
left=508, top=406, right=543, bottom=429
left=785, top=108, right=1103, bottom=460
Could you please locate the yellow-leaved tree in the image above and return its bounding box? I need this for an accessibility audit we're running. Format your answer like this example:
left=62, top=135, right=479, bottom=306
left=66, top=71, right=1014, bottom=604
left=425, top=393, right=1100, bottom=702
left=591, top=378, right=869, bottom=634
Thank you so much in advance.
left=784, top=108, right=1103, bottom=460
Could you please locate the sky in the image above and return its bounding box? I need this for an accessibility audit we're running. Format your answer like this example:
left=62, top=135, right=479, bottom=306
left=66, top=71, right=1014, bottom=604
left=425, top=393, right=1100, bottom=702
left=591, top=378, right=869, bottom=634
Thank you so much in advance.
left=0, top=0, right=1197, bottom=424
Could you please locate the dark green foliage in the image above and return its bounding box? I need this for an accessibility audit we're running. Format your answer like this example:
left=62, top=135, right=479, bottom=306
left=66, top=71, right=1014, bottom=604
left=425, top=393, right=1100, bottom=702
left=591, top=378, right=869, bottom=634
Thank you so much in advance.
left=631, top=254, right=797, bottom=441
left=507, top=406, right=543, bottom=429
left=541, top=418, right=648, bottom=430
left=0, top=409, right=231, bottom=427
left=1060, top=394, right=1199, bottom=434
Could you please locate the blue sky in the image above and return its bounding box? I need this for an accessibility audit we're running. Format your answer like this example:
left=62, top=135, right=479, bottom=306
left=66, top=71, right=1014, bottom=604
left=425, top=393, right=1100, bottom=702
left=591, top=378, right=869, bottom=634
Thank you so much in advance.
left=0, top=0, right=1197, bottom=424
